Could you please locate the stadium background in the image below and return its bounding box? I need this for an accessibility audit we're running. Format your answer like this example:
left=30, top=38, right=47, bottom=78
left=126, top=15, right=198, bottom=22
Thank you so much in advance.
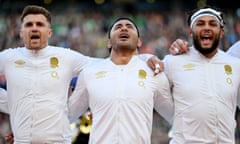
left=0, top=0, right=240, bottom=143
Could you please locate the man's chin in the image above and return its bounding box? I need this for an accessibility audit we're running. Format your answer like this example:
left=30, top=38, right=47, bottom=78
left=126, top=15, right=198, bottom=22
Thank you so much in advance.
left=27, top=46, right=42, bottom=51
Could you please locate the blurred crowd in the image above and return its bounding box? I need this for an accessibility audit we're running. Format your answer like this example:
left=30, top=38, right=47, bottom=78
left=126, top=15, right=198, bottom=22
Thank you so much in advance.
left=1, top=6, right=240, bottom=58
left=0, top=5, right=240, bottom=144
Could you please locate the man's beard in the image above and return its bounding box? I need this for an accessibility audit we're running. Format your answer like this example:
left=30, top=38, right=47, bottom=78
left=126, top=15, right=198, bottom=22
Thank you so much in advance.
left=193, top=34, right=220, bottom=55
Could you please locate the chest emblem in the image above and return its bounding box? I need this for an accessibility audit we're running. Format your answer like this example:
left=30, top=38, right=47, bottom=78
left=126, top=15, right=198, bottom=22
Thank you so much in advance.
left=224, top=64, right=232, bottom=75
left=138, top=69, right=146, bottom=79
left=50, top=57, right=59, bottom=68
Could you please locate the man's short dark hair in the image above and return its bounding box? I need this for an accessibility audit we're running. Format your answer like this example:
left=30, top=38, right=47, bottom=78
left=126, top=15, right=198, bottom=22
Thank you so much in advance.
left=20, top=5, right=51, bottom=24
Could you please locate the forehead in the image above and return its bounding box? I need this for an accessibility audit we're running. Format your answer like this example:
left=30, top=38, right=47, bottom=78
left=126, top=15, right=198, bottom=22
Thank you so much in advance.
left=113, top=19, right=135, bottom=27
left=22, top=14, right=48, bottom=23
left=194, top=15, right=219, bottom=23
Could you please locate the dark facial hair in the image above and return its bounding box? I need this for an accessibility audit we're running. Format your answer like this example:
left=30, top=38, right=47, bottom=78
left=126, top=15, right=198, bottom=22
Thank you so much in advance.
left=192, top=33, right=220, bottom=55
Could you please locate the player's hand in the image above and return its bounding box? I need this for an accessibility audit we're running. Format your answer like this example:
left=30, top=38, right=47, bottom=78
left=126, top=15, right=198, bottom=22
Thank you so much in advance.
left=5, top=132, right=14, bottom=144
left=147, top=56, right=164, bottom=76
left=169, top=39, right=189, bottom=55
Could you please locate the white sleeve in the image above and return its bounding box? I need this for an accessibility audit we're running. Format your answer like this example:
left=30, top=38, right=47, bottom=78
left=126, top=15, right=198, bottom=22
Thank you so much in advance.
left=66, top=48, right=104, bottom=77
left=154, top=72, right=174, bottom=124
left=226, top=40, right=240, bottom=58
left=0, top=88, right=9, bottom=114
left=68, top=71, right=89, bottom=123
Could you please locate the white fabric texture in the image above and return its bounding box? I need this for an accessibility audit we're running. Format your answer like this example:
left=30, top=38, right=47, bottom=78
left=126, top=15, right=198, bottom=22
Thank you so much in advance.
left=0, top=46, right=91, bottom=144
left=68, top=55, right=173, bottom=144
left=226, top=40, right=240, bottom=58
left=164, top=47, right=240, bottom=144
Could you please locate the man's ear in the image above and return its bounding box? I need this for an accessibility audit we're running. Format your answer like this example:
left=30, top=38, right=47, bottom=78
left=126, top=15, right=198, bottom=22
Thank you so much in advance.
left=137, top=39, right=142, bottom=48
left=220, top=28, right=224, bottom=38
left=107, top=39, right=112, bottom=49
left=48, top=28, right=53, bottom=38
left=19, top=30, right=23, bottom=38
left=189, top=28, right=193, bottom=37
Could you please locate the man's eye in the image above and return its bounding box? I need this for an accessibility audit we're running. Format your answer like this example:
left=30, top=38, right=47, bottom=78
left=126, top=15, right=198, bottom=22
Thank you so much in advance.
left=25, top=23, right=33, bottom=27
left=196, top=22, right=203, bottom=25
left=210, top=23, right=218, bottom=27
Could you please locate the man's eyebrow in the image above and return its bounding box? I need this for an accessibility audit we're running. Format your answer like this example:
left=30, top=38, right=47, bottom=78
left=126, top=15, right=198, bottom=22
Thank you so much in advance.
left=114, top=23, right=122, bottom=27
left=126, top=23, right=134, bottom=26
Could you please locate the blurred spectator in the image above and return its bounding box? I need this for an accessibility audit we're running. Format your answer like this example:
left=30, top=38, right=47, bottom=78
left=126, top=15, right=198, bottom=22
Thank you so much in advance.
left=0, top=114, right=11, bottom=144
left=0, top=3, right=239, bottom=144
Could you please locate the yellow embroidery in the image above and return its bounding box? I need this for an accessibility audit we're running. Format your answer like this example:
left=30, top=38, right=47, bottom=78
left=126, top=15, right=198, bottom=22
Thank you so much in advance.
left=50, top=57, right=58, bottom=68
left=51, top=71, right=59, bottom=79
left=15, top=60, right=26, bottom=68
left=226, top=77, right=232, bottom=85
left=138, top=81, right=145, bottom=88
left=139, top=69, right=146, bottom=79
left=183, top=63, right=195, bottom=71
left=224, top=65, right=232, bottom=75
left=96, top=71, right=106, bottom=78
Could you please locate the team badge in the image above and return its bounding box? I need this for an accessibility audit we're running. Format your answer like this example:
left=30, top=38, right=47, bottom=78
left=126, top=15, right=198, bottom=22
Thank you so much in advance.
left=224, top=65, right=232, bottom=75
left=138, top=69, right=146, bottom=79
left=50, top=57, right=59, bottom=68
